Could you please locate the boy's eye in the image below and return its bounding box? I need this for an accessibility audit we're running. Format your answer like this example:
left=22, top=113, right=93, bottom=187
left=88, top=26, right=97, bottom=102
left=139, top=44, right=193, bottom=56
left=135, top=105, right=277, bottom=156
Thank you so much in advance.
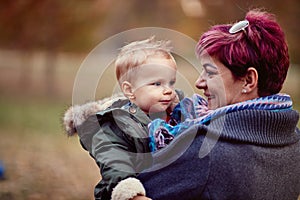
left=169, top=80, right=176, bottom=86
left=152, top=82, right=161, bottom=86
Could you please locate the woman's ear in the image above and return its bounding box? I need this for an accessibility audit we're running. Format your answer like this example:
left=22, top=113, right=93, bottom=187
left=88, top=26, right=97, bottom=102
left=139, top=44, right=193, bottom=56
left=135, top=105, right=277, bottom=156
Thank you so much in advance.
left=121, top=81, right=135, bottom=100
left=242, top=67, right=258, bottom=93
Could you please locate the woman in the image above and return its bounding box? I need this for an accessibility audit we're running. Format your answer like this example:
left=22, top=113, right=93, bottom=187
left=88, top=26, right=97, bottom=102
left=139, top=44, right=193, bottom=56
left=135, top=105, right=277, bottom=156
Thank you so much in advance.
left=137, top=9, right=300, bottom=200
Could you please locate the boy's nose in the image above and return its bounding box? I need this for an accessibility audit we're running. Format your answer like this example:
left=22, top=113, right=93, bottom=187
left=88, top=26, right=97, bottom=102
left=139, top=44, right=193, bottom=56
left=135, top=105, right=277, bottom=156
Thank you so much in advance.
left=163, top=86, right=173, bottom=94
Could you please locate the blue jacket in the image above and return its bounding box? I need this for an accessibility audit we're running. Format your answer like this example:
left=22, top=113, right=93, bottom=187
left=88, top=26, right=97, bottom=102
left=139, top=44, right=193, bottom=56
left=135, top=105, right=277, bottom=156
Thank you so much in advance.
left=138, top=109, right=300, bottom=200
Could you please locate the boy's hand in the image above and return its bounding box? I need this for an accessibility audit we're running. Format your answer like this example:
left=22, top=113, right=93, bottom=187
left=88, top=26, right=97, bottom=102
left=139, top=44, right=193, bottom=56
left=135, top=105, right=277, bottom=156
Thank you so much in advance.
left=167, top=92, right=180, bottom=114
left=131, top=196, right=152, bottom=200
left=171, top=92, right=180, bottom=109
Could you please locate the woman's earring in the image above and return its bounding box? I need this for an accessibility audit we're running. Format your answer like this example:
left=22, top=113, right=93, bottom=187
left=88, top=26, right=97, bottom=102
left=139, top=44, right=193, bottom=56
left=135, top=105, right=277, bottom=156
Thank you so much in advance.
left=242, top=89, right=247, bottom=94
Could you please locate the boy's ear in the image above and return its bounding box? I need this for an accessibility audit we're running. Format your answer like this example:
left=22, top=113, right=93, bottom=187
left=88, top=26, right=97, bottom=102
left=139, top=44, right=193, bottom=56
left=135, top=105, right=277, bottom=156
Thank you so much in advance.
left=243, top=67, right=258, bottom=93
left=121, top=81, right=135, bottom=100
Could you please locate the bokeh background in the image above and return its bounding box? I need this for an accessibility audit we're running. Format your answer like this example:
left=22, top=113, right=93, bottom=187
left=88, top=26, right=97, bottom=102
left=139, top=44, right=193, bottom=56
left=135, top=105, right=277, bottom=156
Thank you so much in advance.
left=0, top=0, right=299, bottom=199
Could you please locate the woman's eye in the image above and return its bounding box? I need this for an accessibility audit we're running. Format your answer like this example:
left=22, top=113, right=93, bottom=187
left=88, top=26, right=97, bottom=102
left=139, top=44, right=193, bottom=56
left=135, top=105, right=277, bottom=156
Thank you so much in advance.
left=206, top=70, right=217, bottom=77
left=202, top=64, right=218, bottom=78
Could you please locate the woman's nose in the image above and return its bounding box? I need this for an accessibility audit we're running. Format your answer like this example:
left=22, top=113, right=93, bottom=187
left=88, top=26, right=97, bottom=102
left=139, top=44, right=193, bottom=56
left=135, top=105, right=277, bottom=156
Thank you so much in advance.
left=195, top=75, right=206, bottom=89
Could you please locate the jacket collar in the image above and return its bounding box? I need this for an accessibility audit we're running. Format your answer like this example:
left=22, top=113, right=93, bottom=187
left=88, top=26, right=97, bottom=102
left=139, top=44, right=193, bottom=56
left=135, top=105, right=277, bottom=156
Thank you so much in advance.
left=205, top=109, right=300, bottom=146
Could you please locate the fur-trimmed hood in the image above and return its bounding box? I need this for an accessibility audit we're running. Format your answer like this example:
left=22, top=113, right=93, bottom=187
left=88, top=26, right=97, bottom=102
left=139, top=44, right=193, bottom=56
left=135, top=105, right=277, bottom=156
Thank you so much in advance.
left=63, top=93, right=127, bottom=136
left=63, top=89, right=184, bottom=137
left=63, top=94, right=148, bottom=199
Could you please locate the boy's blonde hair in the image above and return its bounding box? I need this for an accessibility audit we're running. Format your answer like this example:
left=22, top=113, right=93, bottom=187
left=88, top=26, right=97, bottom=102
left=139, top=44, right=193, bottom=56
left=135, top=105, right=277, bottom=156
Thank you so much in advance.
left=115, top=36, right=175, bottom=84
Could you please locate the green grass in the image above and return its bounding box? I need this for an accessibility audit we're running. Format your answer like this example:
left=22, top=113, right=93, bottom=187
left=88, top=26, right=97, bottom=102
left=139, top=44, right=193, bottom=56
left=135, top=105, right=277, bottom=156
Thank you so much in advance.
left=0, top=97, right=66, bottom=135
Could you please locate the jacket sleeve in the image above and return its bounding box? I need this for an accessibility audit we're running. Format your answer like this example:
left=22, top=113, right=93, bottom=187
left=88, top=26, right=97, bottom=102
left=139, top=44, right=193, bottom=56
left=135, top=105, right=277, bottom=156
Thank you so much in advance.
left=79, top=110, right=152, bottom=200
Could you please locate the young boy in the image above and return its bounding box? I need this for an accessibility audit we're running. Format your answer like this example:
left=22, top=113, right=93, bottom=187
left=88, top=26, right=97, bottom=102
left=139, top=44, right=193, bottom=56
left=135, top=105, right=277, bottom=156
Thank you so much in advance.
left=63, top=37, right=182, bottom=200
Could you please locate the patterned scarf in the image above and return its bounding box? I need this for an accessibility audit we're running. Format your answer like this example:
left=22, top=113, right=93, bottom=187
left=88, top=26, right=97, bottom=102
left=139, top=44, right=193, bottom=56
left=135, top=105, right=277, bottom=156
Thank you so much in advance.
left=149, top=93, right=293, bottom=152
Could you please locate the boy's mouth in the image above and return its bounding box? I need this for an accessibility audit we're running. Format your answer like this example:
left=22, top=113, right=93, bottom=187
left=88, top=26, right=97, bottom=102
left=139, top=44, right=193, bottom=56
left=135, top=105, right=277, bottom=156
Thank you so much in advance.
left=207, top=95, right=215, bottom=100
left=159, top=100, right=171, bottom=104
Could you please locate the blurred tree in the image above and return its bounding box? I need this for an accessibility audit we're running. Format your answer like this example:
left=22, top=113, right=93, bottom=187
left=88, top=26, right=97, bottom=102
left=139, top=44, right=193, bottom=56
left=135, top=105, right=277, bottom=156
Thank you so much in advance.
left=0, top=0, right=102, bottom=94
left=0, top=0, right=101, bottom=51
left=0, top=0, right=298, bottom=97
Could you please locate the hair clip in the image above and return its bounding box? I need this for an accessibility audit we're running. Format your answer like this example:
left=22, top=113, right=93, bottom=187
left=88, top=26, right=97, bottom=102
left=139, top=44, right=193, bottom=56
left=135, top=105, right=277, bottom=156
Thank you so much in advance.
left=229, top=20, right=249, bottom=34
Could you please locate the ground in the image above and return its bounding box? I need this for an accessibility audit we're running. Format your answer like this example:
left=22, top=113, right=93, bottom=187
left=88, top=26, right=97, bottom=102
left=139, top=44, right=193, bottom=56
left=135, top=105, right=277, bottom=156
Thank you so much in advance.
left=0, top=130, right=99, bottom=200
left=0, top=99, right=99, bottom=200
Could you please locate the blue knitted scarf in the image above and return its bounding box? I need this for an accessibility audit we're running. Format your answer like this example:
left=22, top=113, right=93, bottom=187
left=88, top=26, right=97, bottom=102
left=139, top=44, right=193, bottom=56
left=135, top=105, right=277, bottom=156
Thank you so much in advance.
left=149, top=93, right=293, bottom=152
